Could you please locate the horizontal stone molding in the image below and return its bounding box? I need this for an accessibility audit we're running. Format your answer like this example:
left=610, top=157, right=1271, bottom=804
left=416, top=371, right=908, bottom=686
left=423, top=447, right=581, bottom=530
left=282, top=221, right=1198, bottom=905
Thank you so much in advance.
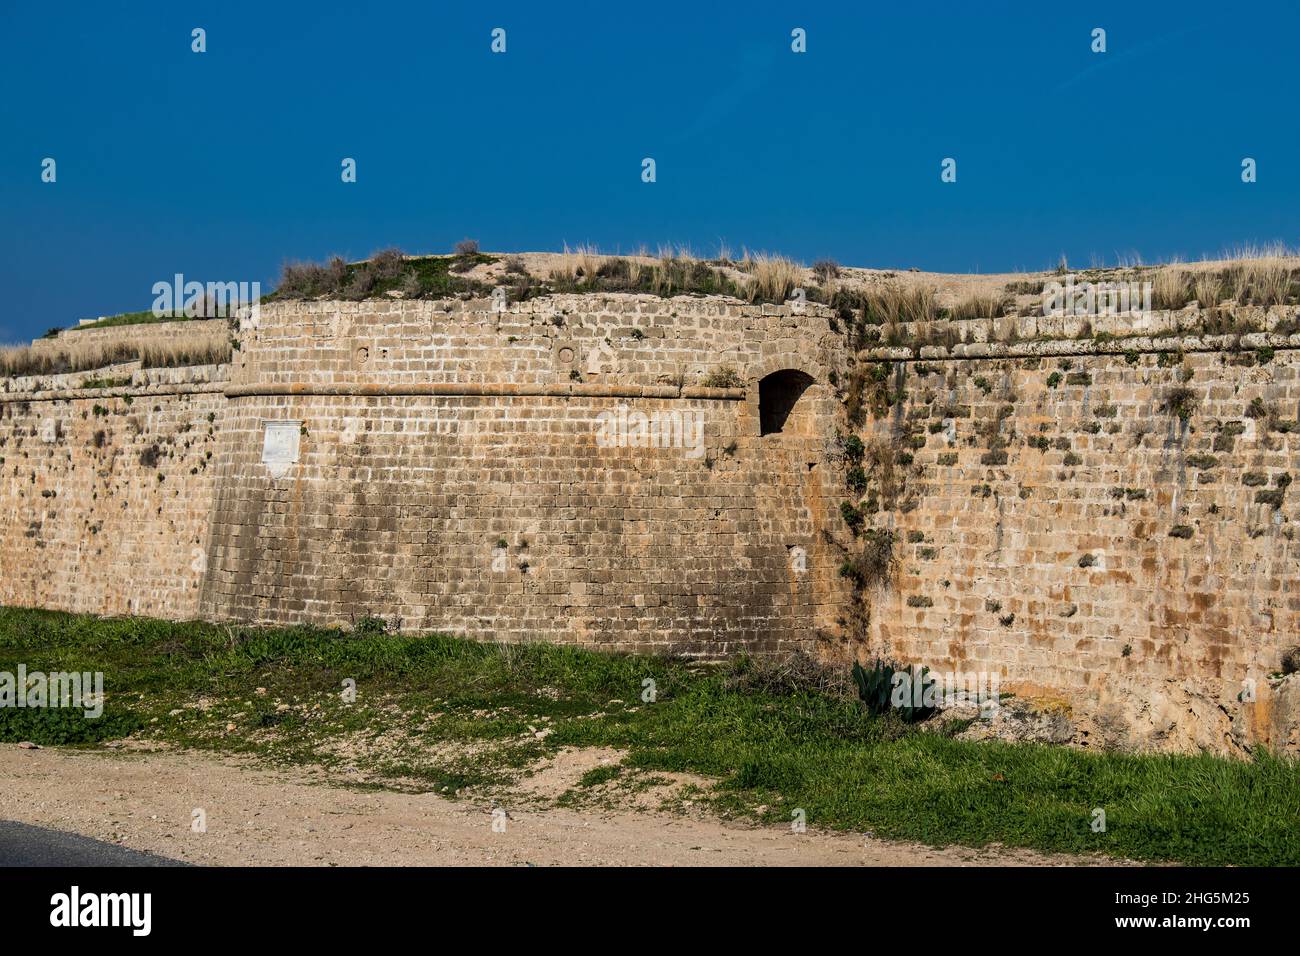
left=222, top=382, right=747, bottom=401
left=862, top=330, right=1300, bottom=363
left=0, top=382, right=228, bottom=405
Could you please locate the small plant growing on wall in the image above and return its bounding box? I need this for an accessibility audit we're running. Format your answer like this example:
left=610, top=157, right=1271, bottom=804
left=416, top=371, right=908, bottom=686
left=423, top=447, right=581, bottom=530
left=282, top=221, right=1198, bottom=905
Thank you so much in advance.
left=701, top=366, right=741, bottom=388
left=1163, top=386, right=1198, bottom=422
left=839, top=501, right=864, bottom=534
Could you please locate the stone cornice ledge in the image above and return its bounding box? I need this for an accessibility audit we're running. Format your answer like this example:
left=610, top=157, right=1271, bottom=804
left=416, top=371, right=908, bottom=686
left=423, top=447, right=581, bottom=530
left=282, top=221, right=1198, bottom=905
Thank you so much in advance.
left=863, top=331, right=1300, bottom=363
left=222, top=382, right=746, bottom=400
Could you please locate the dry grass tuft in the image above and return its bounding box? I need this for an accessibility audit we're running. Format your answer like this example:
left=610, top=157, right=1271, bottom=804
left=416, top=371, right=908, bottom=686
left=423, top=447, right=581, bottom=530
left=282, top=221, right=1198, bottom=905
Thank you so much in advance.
left=744, top=254, right=802, bottom=303
left=1192, top=271, right=1223, bottom=309
left=948, top=291, right=1007, bottom=321
left=1153, top=266, right=1190, bottom=310
left=862, top=283, right=937, bottom=326
left=1220, top=243, right=1297, bottom=307
left=1, top=324, right=231, bottom=378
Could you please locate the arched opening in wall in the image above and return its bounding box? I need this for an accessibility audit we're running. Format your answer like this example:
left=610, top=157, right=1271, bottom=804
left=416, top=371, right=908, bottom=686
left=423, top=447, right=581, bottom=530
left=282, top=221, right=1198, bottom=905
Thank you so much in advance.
left=759, top=369, right=816, bottom=436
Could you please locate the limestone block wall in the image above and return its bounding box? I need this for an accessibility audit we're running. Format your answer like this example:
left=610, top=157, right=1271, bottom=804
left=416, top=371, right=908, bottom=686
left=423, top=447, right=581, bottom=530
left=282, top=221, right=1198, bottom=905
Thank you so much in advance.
left=3, top=290, right=1298, bottom=751
left=197, top=296, right=847, bottom=656
left=0, top=365, right=230, bottom=618
left=845, top=338, right=1300, bottom=752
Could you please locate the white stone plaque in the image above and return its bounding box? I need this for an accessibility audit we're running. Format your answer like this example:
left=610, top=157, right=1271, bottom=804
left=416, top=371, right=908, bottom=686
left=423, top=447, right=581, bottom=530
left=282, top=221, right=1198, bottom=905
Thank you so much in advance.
left=261, top=420, right=301, bottom=478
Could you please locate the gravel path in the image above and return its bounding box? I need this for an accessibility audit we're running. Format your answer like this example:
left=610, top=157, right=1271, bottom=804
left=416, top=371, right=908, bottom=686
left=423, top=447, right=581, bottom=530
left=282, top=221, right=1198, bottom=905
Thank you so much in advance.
left=0, top=745, right=1124, bottom=867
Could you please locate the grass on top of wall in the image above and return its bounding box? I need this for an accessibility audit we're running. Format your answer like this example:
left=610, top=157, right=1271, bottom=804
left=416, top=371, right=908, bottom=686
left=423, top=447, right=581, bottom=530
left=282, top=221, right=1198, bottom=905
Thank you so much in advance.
left=0, top=326, right=233, bottom=378
left=269, top=249, right=500, bottom=302
left=0, top=605, right=1296, bottom=866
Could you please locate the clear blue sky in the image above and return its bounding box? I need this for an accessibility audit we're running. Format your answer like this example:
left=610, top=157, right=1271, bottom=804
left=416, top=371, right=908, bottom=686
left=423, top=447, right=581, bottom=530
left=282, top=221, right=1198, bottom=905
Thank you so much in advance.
left=1, top=0, right=1297, bottom=343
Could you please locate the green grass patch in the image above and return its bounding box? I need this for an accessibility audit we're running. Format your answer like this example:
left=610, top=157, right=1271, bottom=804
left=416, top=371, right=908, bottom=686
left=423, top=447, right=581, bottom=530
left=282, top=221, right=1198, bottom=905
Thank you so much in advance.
left=0, top=606, right=1296, bottom=865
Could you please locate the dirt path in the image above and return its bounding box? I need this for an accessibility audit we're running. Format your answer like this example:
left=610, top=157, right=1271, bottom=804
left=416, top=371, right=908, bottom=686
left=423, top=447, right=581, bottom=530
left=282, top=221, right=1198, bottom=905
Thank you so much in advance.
left=0, top=745, right=1123, bottom=867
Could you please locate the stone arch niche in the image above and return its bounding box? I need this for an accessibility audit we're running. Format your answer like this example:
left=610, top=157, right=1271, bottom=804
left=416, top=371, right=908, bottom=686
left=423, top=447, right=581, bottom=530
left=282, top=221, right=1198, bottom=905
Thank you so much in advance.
left=758, top=368, right=816, bottom=437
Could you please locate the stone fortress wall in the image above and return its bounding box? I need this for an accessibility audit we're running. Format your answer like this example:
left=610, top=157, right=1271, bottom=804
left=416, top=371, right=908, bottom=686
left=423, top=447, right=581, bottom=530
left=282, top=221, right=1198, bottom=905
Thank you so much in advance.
left=2, top=291, right=1298, bottom=752
left=197, top=295, right=845, bottom=656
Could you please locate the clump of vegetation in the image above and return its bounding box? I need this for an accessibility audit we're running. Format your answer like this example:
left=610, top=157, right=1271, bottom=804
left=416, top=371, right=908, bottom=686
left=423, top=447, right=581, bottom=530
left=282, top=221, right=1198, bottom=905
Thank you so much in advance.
left=1169, top=525, right=1194, bottom=539
left=1153, top=267, right=1191, bottom=310
left=353, top=615, right=390, bottom=635
left=851, top=659, right=936, bottom=723
left=742, top=254, right=803, bottom=303
left=1163, top=386, right=1199, bottom=421
left=1222, top=252, right=1296, bottom=307
left=845, top=362, right=897, bottom=423
left=275, top=247, right=497, bottom=301
left=812, top=259, right=841, bottom=283
left=1192, top=271, right=1222, bottom=309
left=946, top=291, right=1008, bottom=321
left=858, top=283, right=938, bottom=327
left=839, top=501, right=865, bottom=535
left=541, top=251, right=756, bottom=302
left=839, top=528, right=893, bottom=586
left=701, top=365, right=742, bottom=388
left=2, top=326, right=232, bottom=378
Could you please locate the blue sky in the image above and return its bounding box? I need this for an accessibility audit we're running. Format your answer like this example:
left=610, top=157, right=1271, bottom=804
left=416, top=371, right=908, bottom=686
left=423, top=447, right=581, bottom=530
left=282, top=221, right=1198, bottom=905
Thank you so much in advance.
left=1, top=0, right=1297, bottom=343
